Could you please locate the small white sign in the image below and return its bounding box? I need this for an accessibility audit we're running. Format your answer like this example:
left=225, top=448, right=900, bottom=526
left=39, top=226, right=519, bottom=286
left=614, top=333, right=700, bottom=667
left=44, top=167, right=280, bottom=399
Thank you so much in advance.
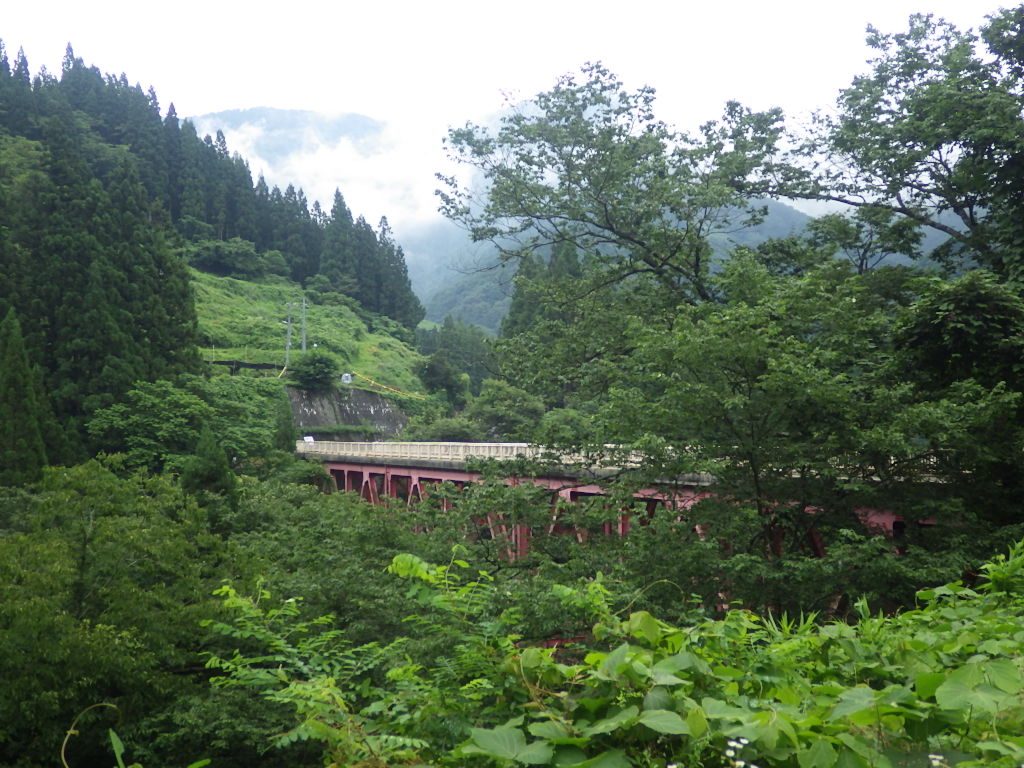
left=303, top=436, right=315, bottom=443
left=341, top=373, right=353, bottom=384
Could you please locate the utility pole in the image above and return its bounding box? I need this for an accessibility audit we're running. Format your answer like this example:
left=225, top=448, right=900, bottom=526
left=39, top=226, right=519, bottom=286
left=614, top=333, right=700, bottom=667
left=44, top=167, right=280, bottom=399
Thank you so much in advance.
left=301, top=295, right=307, bottom=352
left=284, top=304, right=293, bottom=367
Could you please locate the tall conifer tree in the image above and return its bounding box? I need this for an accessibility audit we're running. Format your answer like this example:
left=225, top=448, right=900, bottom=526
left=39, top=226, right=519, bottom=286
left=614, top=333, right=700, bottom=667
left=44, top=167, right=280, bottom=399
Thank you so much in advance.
left=0, top=309, right=47, bottom=485
left=319, top=189, right=356, bottom=291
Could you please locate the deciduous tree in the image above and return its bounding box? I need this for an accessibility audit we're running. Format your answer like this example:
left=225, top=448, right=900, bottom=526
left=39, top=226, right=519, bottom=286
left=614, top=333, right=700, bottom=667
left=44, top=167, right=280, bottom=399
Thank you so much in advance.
left=440, top=62, right=791, bottom=305
left=802, top=10, right=1024, bottom=274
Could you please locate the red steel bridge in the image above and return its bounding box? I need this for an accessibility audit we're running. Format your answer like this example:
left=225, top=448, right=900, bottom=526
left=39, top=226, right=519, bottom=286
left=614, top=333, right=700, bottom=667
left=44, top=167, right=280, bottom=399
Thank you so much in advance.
left=295, top=441, right=903, bottom=558
left=295, top=440, right=718, bottom=558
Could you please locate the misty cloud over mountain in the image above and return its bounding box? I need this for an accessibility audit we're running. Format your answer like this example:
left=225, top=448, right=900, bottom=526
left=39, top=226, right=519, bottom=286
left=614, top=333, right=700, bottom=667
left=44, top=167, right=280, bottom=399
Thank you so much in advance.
left=191, top=107, right=439, bottom=238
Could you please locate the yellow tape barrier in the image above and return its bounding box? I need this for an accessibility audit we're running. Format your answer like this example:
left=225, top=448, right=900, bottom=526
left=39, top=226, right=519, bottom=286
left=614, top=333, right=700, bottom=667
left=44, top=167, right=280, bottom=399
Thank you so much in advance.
left=351, top=371, right=428, bottom=400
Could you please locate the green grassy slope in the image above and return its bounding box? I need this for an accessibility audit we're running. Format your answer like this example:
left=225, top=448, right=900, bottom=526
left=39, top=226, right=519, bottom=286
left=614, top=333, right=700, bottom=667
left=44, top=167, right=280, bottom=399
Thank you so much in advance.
left=191, top=269, right=425, bottom=395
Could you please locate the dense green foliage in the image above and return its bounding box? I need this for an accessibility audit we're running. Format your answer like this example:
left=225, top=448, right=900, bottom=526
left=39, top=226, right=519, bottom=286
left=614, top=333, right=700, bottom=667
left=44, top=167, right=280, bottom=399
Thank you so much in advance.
left=434, top=9, right=1024, bottom=540
left=802, top=13, right=1024, bottom=273
left=180, top=424, right=239, bottom=514
left=0, top=60, right=201, bottom=453
left=3, top=8, right=1024, bottom=768
left=4, top=460, right=1017, bottom=767
left=205, top=541, right=1024, bottom=767
left=86, top=375, right=291, bottom=472
left=181, top=237, right=290, bottom=280
left=319, top=192, right=424, bottom=328
left=0, top=464, right=219, bottom=766
left=415, top=316, right=496, bottom=406
left=416, top=200, right=812, bottom=333
left=288, top=349, right=340, bottom=391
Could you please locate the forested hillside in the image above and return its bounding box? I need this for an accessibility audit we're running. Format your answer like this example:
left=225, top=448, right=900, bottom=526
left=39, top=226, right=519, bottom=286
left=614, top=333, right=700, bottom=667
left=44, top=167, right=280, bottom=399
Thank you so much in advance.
left=3, top=8, right=1024, bottom=768
left=0, top=42, right=423, bottom=462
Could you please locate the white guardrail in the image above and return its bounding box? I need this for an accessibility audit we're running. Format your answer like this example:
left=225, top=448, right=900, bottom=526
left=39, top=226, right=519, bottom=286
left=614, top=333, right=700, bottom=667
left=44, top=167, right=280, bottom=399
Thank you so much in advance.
left=293, top=441, right=668, bottom=476
left=295, top=441, right=542, bottom=463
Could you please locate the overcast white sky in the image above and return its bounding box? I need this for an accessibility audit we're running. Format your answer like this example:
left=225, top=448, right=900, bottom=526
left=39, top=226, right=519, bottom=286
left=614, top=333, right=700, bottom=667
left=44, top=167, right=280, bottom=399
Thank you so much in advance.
left=3, top=0, right=1006, bottom=237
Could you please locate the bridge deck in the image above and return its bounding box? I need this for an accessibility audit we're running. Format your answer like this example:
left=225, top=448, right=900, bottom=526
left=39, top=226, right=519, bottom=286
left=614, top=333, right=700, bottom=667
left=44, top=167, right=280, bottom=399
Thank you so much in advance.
left=295, top=440, right=714, bottom=483
left=296, top=440, right=539, bottom=465
left=293, top=442, right=896, bottom=558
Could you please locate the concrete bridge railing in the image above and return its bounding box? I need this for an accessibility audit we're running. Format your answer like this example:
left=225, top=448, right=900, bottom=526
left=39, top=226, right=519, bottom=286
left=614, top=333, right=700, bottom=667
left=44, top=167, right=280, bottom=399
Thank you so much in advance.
left=296, top=440, right=541, bottom=463
left=294, top=440, right=658, bottom=469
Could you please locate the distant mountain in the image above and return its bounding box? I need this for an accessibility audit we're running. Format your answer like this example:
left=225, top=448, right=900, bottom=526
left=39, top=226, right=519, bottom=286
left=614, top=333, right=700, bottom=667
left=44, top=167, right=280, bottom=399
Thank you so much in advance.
left=422, top=256, right=514, bottom=333
left=395, top=219, right=509, bottom=333
left=415, top=199, right=813, bottom=333
left=396, top=219, right=481, bottom=297
left=722, top=199, right=814, bottom=247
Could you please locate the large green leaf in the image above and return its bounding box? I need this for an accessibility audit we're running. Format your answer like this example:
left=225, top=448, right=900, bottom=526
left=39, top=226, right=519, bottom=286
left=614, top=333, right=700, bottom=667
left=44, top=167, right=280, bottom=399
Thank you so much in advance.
left=914, top=671, right=945, bottom=699
left=650, top=656, right=687, bottom=686
left=595, top=643, right=631, bottom=681
left=985, top=658, right=1023, bottom=694
left=521, top=647, right=546, bottom=669
left=702, top=696, right=757, bottom=722
left=686, top=706, right=709, bottom=739
left=582, top=706, right=639, bottom=736
left=637, top=709, right=690, bottom=735
left=643, top=686, right=673, bottom=711
left=836, top=733, right=882, bottom=763
left=798, top=738, right=839, bottom=768
left=553, top=746, right=589, bottom=766
left=529, top=720, right=579, bottom=744
left=712, top=664, right=745, bottom=680
left=518, top=740, right=556, bottom=765
left=529, top=721, right=568, bottom=740
left=830, top=686, right=876, bottom=720
left=469, top=725, right=527, bottom=760
left=565, top=749, right=631, bottom=768
left=935, top=663, right=1004, bottom=715
left=109, top=729, right=128, bottom=768
left=661, top=651, right=712, bottom=676
left=467, top=725, right=555, bottom=765
left=628, top=611, right=662, bottom=645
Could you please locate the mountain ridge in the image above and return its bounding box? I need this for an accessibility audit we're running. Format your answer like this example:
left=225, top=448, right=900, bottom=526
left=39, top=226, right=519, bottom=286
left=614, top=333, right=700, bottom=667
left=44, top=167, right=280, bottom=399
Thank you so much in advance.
left=415, top=198, right=815, bottom=332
